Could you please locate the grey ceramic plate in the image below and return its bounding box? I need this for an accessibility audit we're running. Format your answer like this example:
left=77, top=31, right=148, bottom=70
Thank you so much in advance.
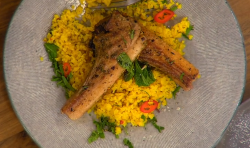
left=4, top=0, right=246, bottom=147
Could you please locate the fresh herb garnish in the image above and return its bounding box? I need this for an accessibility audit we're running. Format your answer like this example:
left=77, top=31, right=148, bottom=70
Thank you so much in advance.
left=62, top=76, right=75, bottom=91
left=122, top=36, right=127, bottom=45
left=182, top=25, right=194, bottom=40
left=141, top=115, right=146, bottom=121
left=134, top=60, right=155, bottom=86
left=186, top=25, right=194, bottom=35
left=172, top=86, right=181, bottom=99
left=161, top=0, right=168, bottom=4
left=124, top=64, right=134, bottom=81
left=117, top=53, right=155, bottom=86
left=82, top=85, right=89, bottom=90
left=139, top=90, right=150, bottom=97
left=68, top=72, right=73, bottom=79
left=117, top=52, right=133, bottom=70
left=170, top=5, right=178, bottom=11
left=123, top=138, right=134, bottom=148
left=44, top=43, right=58, bottom=62
left=130, top=30, right=135, bottom=40
left=117, top=52, right=134, bottom=81
left=180, top=72, right=185, bottom=81
left=88, top=116, right=118, bottom=143
left=148, top=117, right=165, bottom=133
left=88, top=131, right=100, bottom=143
left=44, top=43, right=75, bottom=97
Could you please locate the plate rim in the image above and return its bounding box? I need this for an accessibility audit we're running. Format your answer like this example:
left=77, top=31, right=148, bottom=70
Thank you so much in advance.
left=3, top=0, right=247, bottom=147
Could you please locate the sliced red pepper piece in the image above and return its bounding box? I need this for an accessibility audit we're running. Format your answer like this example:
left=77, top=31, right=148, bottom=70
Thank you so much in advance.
left=120, top=120, right=124, bottom=124
left=140, top=100, right=158, bottom=113
left=63, top=63, right=71, bottom=77
left=154, top=9, right=174, bottom=24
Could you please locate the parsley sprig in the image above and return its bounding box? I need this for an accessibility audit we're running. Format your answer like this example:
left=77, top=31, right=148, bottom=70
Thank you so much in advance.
left=172, top=86, right=181, bottom=99
left=117, top=52, right=156, bottom=86
left=44, top=43, right=75, bottom=98
left=170, top=5, right=178, bottom=11
left=88, top=116, right=118, bottom=143
left=148, top=117, right=165, bottom=132
left=130, top=29, right=135, bottom=40
left=161, top=0, right=168, bottom=4
left=134, top=60, right=155, bottom=86
left=141, top=115, right=165, bottom=133
left=182, top=25, right=194, bottom=40
left=123, top=138, right=134, bottom=148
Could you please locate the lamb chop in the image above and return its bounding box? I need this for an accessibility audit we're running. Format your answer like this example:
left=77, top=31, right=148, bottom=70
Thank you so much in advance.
left=138, top=26, right=199, bottom=90
left=93, top=12, right=199, bottom=91
left=61, top=11, right=146, bottom=120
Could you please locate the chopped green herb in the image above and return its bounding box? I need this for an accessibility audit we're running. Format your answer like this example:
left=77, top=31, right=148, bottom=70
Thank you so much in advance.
left=172, top=86, right=181, bottom=99
left=123, top=138, right=134, bottom=148
left=117, top=52, right=133, bottom=70
left=124, top=63, right=135, bottom=81
left=44, top=43, right=58, bottom=62
left=62, top=76, right=75, bottom=91
left=141, top=115, right=146, bottom=121
left=68, top=72, right=73, bottom=78
left=123, top=126, right=129, bottom=135
left=124, top=69, right=134, bottom=81
left=130, top=30, right=135, bottom=40
left=148, top=117, right=165, bottom=133
left=182, top=25, right=194, bottom=40
left=56, top=81, right=63, bottom=87
left=51, top=76, right=61, bottom=81
left=65, top=89, right=69, bottom=99
left=134, top=60, right=155, bottom=86
left=88, top=116, right=118, bottom=143
left=88, top=131, right=100, bottom=143
left=182, top=33, right=189, bottom=40
left=139, top=90, right=150, bottom=97
left=44, top=43, right=75, bottom=97
left=161, top=0, right=168, bottom=4
left=93, top=121, right=105, bottom=138
left=67, top=72, right=73, bottom=80
left=180, top=72, right=185, bottom=81
left=170, top=6, right=178, bottom=11
left=59, top=64, right=64, bottom=75
left=117, top=53, right=155, bottom=86
left=117, top=52, right=134, bottom=82
left=82, top=85, right=89, bottom=90
left=122, top=36, right=127, bottom=45
left=186, top=25, right=194, bottom=35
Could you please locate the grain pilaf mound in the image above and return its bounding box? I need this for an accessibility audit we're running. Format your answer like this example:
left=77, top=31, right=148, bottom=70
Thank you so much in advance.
left=44, top=0, right=193, bottom=136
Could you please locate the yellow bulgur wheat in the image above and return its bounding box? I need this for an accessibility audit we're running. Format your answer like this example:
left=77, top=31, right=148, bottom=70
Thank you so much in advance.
left=93, top=70, right=176, bottom=127
left=44, top=0, right=193, bottom=135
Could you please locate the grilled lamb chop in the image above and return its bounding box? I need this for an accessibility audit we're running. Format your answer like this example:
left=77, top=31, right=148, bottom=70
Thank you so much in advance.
left=61, top=11, right=146, bottom=120
left=138, top=26, right=199, bottom=90
left=93, top=12, right=199, bottom=91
